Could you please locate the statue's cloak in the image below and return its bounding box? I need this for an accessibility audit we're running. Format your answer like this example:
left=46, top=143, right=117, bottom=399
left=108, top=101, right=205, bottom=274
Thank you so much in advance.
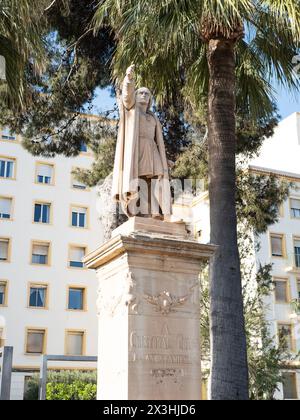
left=112, top=77, right=172, bottom=217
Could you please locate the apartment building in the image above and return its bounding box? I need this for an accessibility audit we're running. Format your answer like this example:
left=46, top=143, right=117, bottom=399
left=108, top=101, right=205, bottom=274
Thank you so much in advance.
left=0, top=125, right=103, bottom=399
left=173, top=112, right=300, bottom=400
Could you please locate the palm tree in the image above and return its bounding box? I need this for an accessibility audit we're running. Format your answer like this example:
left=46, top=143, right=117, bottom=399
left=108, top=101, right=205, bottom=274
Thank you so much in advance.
left=0, top=0, right=46, bottom=107
left=93, top=1, right=300, bottom=400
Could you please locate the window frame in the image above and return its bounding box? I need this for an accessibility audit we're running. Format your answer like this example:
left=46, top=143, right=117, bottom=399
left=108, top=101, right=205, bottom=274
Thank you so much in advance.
left=278, top=322, right=295, bottom=353
left=1, top=127, right=17, bottom=142
left=30, top=240, right=51, bottom=267
left=70, top=204, right=89, bottom=229
left=270, top=233, right=286, bottom=259
left=0, top=280, right=8, bottom=306
left=0, top=196, right=14, bottom=221
left=0, top=237, right=11, bottom=263
left=32, top=200, right=52, bottom=225
left=67, top=286, right=87, bottom=312
left=68, top=244, right=87, bottom=269
left=282, top=371, right=299, bottom=400
left=274, top=277, right=290, bottom=304
left=64, top=329, right=86, bottom=356
left=34, top=162, right=55, bottom=186
left=71, top=168, right=89, bottom=191
left=28, top=283, right=49, bottom=310
left=25, top=328, right=47, bottom=355
left=289, top=196, right=300, bottom=219
left=0, top=155, right=17, bottom=180
left=293, top=236, right=300, bottom=269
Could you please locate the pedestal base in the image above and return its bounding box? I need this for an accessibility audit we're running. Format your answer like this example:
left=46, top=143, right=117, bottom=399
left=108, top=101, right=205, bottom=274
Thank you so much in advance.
left=84, top=219, right=216, bottom=400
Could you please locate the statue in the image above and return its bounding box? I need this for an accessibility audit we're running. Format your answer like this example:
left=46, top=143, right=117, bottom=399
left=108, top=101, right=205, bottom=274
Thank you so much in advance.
left=112, top=65, right=174, bottom=220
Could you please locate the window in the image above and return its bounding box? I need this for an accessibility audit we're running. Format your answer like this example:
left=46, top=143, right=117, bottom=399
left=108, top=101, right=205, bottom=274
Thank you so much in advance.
left=297, top=280, right=300, bottom=300
left=271, top=234, right=285, bottom=257
left=29, top=285, right=48, bottom=308
left=36, top=163, right=54, bottom=185
left=0, top=281, right=7, bottom=306
left=80, top=142, right=88, bottom=153
left=71, top=206, right=88, bottom=228
left=1, top=127, right=16, bottom=141
left=294, top=239, right=300, bottom=268
left=0, top=238, right=10, bottom=262
left=291, top=198, right=300, bottom=218
left=274, top=279, right=289, bottom=303
left=31, top=242, right=50, bottom=265
left=0, top=197, right=12, bottom=219
left=26, top=329, right=46, bottom=354
left=68, top=287, right=85, bottom=310
left=69, top=246, right=86, bottom=268
left=278, top=324, right=294, bottom=352
left=65, top=331, right=85, bottom=356
left=34, top=202, right=51, bottom=224
left=0, top=157, right=15, bottom=179
left=72, top=176, right=87, bottom=191
left=282, top=372, right=298, bottom=400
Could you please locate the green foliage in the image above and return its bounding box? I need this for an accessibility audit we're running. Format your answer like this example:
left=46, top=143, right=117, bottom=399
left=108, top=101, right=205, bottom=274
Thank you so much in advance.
left=93, top=0, right=300, bottom=121
left=46, top=382, right=96, bottom=400
left=200, top=230, right=291, bottom=400
left=24, top=370, right=97, bottom=401
left=236, top=171, right=291, bottom=234
left=0, top=0, right=116, bottom=158
left=0, top=0, right=47, bottom=107
left=72, top=125, right=117, bottom=186
left=24, top=376, right=39, bottom=400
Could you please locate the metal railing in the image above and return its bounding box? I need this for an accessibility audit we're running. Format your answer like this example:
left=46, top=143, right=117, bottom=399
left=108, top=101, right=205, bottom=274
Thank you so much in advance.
left=0, top=347, right=13, bottom=400
left=39, top=354, right=97, bottom=400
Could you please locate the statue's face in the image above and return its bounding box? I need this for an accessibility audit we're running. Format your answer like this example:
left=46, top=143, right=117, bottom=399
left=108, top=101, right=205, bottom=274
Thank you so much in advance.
left=136, top=87, right=151, bottom=106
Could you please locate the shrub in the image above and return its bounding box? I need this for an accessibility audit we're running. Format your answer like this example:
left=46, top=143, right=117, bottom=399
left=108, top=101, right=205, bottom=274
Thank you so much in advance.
left=23, top=371, right=97, bottom=401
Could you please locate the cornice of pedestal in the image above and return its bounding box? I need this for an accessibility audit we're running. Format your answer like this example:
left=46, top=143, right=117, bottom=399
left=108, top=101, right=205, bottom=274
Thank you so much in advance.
left=83, top=230, right=217, bottom=270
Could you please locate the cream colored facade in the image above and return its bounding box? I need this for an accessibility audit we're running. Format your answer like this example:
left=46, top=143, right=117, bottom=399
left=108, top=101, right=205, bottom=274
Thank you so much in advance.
left=174, top=113, right=300, bottom=400
left=0, top=127, right=103, bottom=399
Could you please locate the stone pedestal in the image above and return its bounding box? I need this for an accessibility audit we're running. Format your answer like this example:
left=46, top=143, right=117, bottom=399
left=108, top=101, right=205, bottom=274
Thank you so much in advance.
left=84, top=217, right=216, bottom=400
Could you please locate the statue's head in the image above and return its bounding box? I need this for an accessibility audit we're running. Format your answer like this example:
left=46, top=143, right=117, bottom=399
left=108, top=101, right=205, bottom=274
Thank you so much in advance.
left=136, top=87, right=152, bottom=111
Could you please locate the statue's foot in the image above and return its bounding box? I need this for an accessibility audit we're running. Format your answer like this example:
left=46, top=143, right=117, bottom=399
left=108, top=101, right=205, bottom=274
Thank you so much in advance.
left=164, top=215, right=184, bottom=224
left=152, top=214, right=164, bottom=221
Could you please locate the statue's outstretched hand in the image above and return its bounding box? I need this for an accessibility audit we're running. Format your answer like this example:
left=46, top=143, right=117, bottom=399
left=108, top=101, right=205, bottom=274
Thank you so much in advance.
left=126, top=64, right=135, bottom=81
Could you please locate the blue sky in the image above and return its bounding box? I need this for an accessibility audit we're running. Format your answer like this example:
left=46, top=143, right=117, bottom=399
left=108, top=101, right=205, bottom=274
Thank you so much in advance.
left=92, top=84, right=300, bottom=121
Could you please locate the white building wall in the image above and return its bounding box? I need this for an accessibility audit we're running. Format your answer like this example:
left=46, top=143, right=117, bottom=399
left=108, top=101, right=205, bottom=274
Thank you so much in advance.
left=181, top=113, right=300, bottom=400
left=0, top=131, right=103, bottom=399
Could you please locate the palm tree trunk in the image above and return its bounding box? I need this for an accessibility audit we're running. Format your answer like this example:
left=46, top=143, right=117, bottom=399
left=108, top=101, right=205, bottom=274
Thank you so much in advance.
left=207, top=38, right=249, bottom=400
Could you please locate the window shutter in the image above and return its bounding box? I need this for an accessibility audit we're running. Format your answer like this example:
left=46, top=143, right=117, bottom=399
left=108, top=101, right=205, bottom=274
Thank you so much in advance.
left=37, top=164, right=52, bottom=177
left=271, top=236, right=283, bottom=256
left=33, top=244, right=48, bottom=256
left=291, top=199, right=300, bottom=210
left=0, top=240, right=8, bottom=259
left=70, top=247, right=85, bottom=262
left=66, top=332, right=83, bottom=355
left=0, top=198, right=11, bottom=214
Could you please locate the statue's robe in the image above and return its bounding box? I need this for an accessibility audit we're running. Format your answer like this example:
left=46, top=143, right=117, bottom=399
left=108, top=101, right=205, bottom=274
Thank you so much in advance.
left=112, top=76, right=172, bottom=217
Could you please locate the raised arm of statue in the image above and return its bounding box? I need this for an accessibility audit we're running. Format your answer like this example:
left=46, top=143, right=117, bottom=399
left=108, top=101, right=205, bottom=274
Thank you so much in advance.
left=122, top=65, right=136, bottom=110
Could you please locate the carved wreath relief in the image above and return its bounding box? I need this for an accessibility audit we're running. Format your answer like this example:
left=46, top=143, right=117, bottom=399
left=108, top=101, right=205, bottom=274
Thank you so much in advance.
left=97, top=271, right=198, bottom=317
left=143, top=283, right=198, bottom=316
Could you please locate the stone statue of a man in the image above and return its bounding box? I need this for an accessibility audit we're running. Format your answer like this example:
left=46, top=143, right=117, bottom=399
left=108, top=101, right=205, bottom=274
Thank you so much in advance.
left=112, top=65, right=173, bottom=219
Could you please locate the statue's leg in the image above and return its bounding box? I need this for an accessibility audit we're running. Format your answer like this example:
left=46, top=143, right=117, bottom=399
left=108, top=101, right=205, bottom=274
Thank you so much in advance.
left=151, top=177, right=163, bottom=220
left=136, top=177, right=151, bottom=217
